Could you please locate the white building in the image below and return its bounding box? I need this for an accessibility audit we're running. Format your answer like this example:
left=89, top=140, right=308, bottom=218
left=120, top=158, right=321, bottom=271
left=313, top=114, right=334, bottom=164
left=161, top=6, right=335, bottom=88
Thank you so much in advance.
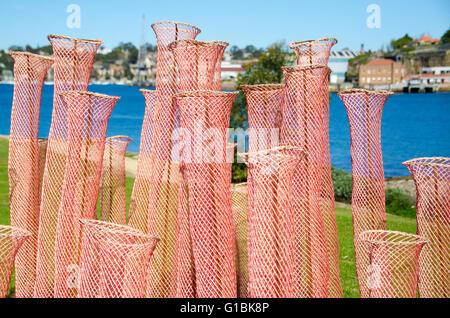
left=422, top=66, right=450, bottom=75
left=328, top=50, right=358, bottom=84
left=221, top=61, right=244, bottom=80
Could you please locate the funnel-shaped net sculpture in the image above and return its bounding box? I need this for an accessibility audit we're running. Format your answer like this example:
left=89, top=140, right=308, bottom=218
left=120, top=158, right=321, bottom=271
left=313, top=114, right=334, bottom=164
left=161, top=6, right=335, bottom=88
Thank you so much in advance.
left=52, top=91, right=119, bottom=298
left=35, top=35, right=102, bottom=298
left=38, top=138, right=48, bottom=205
left=338, top=88, right=392, bottom=298
left=0, top=225, right=30, bottom=298
left=241, top=147, right=306, bottom=298
left=169, top=40, right=228, bottom=92
left=7, top=51, right=53, bottom=298
left=176, top=90, right=238, bottom=298
left=360, top=230, right=428, bottom=298
left=93, top=227, right=159, bottom=298
left=289, top=38, right=342, bottom=298
left=77, top=219, right=155, bottom=298
left=231, top=182, right=248, bottom=298
left=403, top=157, right=450, bottom=298
left=280, top=65, right=330, bottom=297
left=127, top=21, right=200, bottom=298
left=100, top=136, right=132, bottom=225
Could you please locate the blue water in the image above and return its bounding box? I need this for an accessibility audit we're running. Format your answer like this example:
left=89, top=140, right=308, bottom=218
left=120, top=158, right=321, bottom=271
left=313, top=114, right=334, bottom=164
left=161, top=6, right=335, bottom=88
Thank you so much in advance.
left=1, top=84, right=449, bottom=177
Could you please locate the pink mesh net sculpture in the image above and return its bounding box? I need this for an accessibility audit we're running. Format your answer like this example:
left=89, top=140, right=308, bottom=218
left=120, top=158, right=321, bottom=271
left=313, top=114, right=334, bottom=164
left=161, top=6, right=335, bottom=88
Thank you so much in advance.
left=127, top=21, right=201, bottom=298
left=78, top=219, right=157, bottom=298
left=338, top=88, right=392, bottom=298
left=38, top=138, right=48, bottom=205
left=280, top=65, right=330, bottom=297
left=52, top=91, right=119, bottom=298
left=94, top=229, right=159, bottom=298
left=7, top=51, right=53, bottom=298
left=290, top=38, right=342, bottom=298
left=99, top=136, right=132, bottom=224
left=176, top=90, right=238, bottom=298
left=360, top=230, right=428, bottom=298
left=241, top=147, right=306, bottom=298
left=0, top=225, right=30, bottom=298
left=403, top=157, right=450, bottom=298
left=35, top=35, right=102, bottom=298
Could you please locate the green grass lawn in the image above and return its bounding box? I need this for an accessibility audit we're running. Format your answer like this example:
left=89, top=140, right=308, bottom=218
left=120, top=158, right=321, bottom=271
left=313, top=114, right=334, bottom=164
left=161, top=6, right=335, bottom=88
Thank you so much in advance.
left=0, top=138, right=417, bottom=298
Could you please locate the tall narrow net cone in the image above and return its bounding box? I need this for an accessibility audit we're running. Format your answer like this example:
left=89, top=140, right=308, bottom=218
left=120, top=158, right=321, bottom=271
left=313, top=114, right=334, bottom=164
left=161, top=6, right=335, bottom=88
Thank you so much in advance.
left=8, top=51, right=53, bottom=298
left=290, top=38, right=342, bottom=298
left=128, top=21, right=200, bottom=298
left=93, top=228, right=159, bottom=298
left=241, top=147, right=305, bottom=298
left=176, top=90, right=238, bottom=297
left=53, top=91, right=119, bottom=298
left=280, top=65, right=330, bottom=297
left=360, top=230, right=428, bottom=298
left=35, top=35, right=102, bottom=298
left=403, top=157, right=450, bottom=298
left=100, top=136, right=132, bottom=225
left=77, top=219, right=153, bottom=298
left=0, top=226, right=30, bottom=298
left=338, top=88, right=392, bottom=298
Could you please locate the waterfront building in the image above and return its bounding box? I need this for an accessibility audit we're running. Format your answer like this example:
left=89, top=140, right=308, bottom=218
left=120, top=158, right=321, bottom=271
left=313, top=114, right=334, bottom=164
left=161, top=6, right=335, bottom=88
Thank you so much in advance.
left=328, top=50, right=358, bottom=84
left=359, top=59, right=406, bottom=85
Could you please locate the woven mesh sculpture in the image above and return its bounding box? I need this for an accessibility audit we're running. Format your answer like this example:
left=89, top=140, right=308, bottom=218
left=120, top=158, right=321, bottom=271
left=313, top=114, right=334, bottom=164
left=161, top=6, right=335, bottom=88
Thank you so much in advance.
left=0, top=225, right=30, bottom=298
left=241, top=147, right=306, bottom=298
left=176, top=90, right=238, bottom=298
left=7, top=51, right=53, bottom=298
left=127, top=21, right=200, bottom=298
left=338, top=88, right=392, bottom=298
left=360, top=230, right=428, bottom=298
left=280, top=65, right=330, bottom=297
left=52, top=91, right=119, bottom=298
left=99, top=136, right=132, bottom=224
left=93, top=229, right=159, bottom=298
left=38, top=138, right=48, bottom=205
left=403, top=157, right=450, bottom=298
left=35, top=35, right=102, bottom=297
left=289, top=38, right=342, bottom=298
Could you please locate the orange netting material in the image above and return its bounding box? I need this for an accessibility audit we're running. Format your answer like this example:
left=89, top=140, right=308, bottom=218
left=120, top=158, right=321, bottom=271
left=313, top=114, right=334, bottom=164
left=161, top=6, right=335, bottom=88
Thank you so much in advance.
left=0, top=225, right=30, bottom=298
left=176, top=90, right=238, bottom=298
left=338, top=88, right=392, bottom=298
left=280, top=65, right=330, bottom=297
left=93, top=228, right=159, bottom=298
left=78, top=219, right=157, bottom=298
left=241, top=147, right=306, bottom=298
left=38, top=138, right=48, bottom=206
left=7, top=51, right=53, bottom=298
left=290, top=38, right=342, bottom=298
left=403, top=157, right=450, bottom=298
left=360, top=230, right=428, bottom=298
left=99, top=136, right=132, bottom=225
left=52, top=91, right=119, bottom=298
left=35, top=35, right=102, bottom=298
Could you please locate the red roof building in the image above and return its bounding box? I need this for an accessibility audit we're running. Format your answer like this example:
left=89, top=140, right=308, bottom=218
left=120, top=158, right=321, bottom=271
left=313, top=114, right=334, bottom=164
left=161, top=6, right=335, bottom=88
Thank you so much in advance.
left=359, top=59, right=406, bottom=85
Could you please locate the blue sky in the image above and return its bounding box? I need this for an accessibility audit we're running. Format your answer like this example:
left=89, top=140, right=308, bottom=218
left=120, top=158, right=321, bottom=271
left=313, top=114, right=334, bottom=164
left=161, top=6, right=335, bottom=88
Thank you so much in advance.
left=0, top=0, right=448, bottom=51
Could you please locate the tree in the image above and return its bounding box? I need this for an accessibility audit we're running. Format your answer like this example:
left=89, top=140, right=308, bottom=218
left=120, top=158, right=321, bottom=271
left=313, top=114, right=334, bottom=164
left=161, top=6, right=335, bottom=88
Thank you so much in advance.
left=230, top=45, right=244, bottom=60
left=441, top=29, right=450, bottom=44
left=390, top=34, right=413, bottom=50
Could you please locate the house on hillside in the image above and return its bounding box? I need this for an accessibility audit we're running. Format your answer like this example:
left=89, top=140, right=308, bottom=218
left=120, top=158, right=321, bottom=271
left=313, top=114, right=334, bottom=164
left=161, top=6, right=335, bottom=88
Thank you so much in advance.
left=359, top=58, right=406, bottom=86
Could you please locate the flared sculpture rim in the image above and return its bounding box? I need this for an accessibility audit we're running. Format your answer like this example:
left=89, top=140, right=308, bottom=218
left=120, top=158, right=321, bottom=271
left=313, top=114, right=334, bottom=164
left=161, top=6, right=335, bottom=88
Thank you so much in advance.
left=168, top=39, right=229, bottom=51
left=289, top=37, right=338, bottom=49
left=107, top=135, right=133, bottom=144
left=58, top=90, right=121, bottom=101
left=281, top=63, right=332, bottom=74
left=140, top=88, right=158, bottom=94
left=47, top=34, right=104, bottom=45
left=359, top=230, right=428, bottom=247
left=0, top=225, right=32, bottom=238
left=150, top=20, right=201, bottom=34
left=402, top=157, right=450, bottom=169
left=240, top=83, right=285, bottom=92
left=174, top=89, right=239, bottom=99
left=8, top=50, right=54, bottom=62
left=337, top=88, right=394, bottom=97
left=238, top=145, right=307, bottom=161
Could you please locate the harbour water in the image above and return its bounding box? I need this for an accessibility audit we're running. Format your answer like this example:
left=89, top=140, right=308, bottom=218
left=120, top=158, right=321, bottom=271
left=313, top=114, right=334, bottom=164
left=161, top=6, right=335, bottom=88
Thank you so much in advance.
left=1, top=84, right=449, bottom=177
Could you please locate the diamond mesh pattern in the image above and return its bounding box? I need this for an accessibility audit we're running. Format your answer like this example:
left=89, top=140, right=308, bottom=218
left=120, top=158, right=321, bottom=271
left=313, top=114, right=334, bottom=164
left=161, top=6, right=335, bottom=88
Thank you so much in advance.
left=7, top=51, right=53, bottom=298
left=52, top=91, right=118, bottom=298
left=290, top=38, right=338, bottom=66
left=403, top=157, right=450, bottom=298
left=338, top=88, right=392, bottom=298
left=241, top=147, right=306, bottom=298
left=99, top=136, right=132, bottom=225
left=0, top=225, right=30, bottom=298
left=360, top=230, right=428, bottom=298
left=176, top=90, right=238, bottom=298
left=35, top=35, right=102, bottom=298
left=280, top=65, right=331, bottom=297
